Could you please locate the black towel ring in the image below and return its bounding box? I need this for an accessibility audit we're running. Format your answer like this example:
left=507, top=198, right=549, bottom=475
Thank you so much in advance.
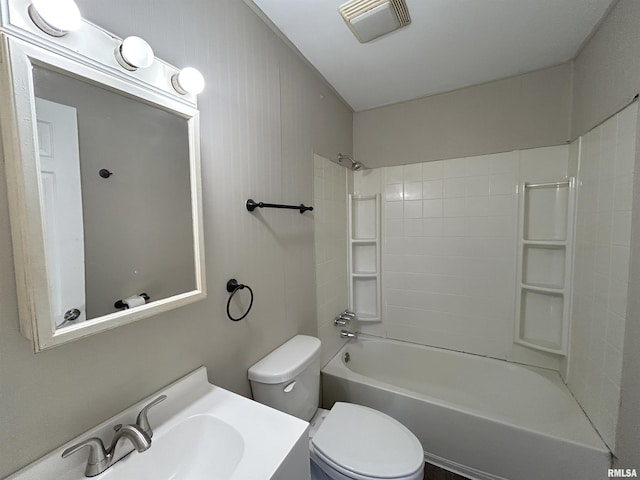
left=226, top=279, right=254, bottom=321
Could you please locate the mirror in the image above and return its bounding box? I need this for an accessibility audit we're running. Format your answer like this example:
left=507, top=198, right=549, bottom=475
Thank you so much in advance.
left=33, top=66, right=196, bottom=324
left=1, top=34, right=205, bottom=351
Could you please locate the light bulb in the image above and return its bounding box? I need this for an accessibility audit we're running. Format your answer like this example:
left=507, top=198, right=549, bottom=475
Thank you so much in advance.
left=171, top=67, right=205, bottom=95
left=115, top=36, right=154, bottom=71
left=28, top=0, right=82, bottom=37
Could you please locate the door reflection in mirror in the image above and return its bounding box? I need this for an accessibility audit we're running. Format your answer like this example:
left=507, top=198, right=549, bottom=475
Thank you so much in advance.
left=35, top=97, right=86, bottom=328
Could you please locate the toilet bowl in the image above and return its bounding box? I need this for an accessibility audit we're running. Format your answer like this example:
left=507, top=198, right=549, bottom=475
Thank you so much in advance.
left=248, top=335, right=424, bottom=480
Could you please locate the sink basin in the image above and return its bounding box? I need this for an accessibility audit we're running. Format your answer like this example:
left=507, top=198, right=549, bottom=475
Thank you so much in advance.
left=7, top=367, right=310, bottom=480
left=100, top=415, right=245, bottom=480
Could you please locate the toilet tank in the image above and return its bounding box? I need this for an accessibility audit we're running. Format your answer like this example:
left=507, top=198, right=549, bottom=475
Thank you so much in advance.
left=248, top=335, right=321, bottom=421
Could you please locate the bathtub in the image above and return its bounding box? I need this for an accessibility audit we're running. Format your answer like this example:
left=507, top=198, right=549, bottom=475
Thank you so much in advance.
left=321, top=336, right=609, bottom=480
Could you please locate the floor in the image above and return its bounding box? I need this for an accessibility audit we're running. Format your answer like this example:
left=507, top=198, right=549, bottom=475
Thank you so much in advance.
left=424, top=462, right=469, bottom=480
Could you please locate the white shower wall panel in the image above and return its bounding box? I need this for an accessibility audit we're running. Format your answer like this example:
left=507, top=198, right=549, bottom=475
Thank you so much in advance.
left=354, top=145, right=569, bottom=370
left=314, top=154, right=350, bottom=366
left=567, top=102, right=638, bottom=452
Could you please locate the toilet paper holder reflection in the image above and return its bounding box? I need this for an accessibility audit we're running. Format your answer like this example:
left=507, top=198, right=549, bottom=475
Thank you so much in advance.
left=114, top=293, right=150, bottom=310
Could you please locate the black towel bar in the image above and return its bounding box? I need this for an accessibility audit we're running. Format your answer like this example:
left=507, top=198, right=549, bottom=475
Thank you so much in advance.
left=246, top=198, right=313, bottom=214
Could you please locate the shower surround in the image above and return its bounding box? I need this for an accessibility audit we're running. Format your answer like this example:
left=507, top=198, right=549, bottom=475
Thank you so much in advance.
left=567, top=103, right=638, bottom=450
left=354, top=145, right=570, bottom=371
left=351, top=102, right=638, bottom=453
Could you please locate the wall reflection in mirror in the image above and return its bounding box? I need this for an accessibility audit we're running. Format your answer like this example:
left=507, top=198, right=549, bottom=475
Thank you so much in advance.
left=32, top=66, right=196, bottom=331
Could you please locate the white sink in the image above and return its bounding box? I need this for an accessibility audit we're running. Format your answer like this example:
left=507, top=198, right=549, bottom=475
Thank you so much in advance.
left=7, top=368, right=310, bottom=480
left=100, top=415, right=245, bottom=480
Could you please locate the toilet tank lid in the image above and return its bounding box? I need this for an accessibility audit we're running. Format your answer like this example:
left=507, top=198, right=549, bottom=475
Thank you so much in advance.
left=248, top=335, right=322, bottom=384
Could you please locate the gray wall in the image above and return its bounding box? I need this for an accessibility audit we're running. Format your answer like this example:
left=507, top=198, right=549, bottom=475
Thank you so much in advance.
left=571, top=0, right=640, bottom=139
left=0, top=0, right=352, bottom=476
left=354, top=63, right=573, bottom=168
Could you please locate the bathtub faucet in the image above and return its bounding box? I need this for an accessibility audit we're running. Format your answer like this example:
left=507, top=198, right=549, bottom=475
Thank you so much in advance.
left=334, top=310, right=357, bottom=327
left=340, top=330, right=357, bottom=339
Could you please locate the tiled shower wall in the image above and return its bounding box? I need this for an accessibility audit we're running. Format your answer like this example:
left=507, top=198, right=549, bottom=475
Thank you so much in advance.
left=314, top=154, right=350, bottom=365
left=352, top=102, right=638, bottom=449
left=567, top=103, right=638, bottom=451
left=354, top=145, right=569, bottom=370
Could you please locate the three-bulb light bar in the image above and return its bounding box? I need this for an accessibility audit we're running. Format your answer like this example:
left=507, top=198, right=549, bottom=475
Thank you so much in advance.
left=27, top=0, right=205, bottom=95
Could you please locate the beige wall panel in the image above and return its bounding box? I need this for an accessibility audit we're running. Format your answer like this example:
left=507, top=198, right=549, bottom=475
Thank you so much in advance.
left=314, top=83, right=354, bottom=163
left=354, top=63, right=572, bottom=169
left=571, top=0, right=640, bottom=139
left=279, top=46, right=319, bottom=340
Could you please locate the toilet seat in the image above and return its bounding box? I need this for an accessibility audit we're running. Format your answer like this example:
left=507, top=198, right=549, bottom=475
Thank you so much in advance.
left=310, top=402, right=424, bottom=480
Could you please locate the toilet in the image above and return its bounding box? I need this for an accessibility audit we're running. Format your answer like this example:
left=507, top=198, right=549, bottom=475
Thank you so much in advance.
left=248, top=335, right=424, bottom=480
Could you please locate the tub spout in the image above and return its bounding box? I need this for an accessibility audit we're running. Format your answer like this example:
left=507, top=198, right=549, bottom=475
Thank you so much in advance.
left=340, top=330, right=357, bottom=339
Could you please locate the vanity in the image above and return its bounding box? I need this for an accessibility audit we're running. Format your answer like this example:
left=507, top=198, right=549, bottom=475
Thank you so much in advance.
left=5, top=367, right=311, bottom=479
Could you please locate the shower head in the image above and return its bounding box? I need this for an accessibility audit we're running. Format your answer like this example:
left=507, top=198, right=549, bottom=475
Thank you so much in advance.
left=337, top=153, right=366, bottom=171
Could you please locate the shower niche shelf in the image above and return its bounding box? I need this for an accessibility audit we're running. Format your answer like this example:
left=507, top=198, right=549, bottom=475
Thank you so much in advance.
left=348, top=194, right=381, bottom=322
left=352, top=241, right=376, bottom=274
left=514, top=179, right=575, bottom=355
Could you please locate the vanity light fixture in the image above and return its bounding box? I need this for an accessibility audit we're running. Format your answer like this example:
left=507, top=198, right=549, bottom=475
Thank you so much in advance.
left=171, top=67, right=205, bottom=95
left=28, top=0, right=82, bottom=37
left=114, top=36, right=155, bottom=71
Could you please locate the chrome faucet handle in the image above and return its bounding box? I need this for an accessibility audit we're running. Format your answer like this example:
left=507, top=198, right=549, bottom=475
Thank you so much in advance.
left=334, top=314, right=351, bottom=327
left=107, top=424, right=151, bottom=454
left=61, top=437, right=109, bottom=477
left=342, top=310, right=356, bottom=318
left=136, top=395, right=166, bottom=438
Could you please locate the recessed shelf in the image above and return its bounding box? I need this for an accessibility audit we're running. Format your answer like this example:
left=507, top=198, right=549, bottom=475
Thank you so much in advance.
left=519, top=289, right=564, bottom=351
left=349, top=194, right=381, bottom=323
left=523, top=182, right=570, bottom=241
left=522, top=245, right=565, bottom=289
left=515, top=178, right=574, bottom=356
left=352, top=276, right=378, bottom=318
left=352, top=196, right=377, bottom=240
left=352, top=243, right=377, bottom=274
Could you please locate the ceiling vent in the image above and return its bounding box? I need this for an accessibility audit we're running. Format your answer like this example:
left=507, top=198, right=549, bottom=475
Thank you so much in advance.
left=339, top=0, right=411, bottom=43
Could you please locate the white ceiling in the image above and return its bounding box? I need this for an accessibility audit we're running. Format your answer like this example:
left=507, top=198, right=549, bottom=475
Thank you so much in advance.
left=248, top=0, right=615, bottom=112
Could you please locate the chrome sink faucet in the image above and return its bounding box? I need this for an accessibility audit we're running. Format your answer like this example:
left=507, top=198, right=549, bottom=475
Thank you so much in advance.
left=61, top=395, right=166, bottom=477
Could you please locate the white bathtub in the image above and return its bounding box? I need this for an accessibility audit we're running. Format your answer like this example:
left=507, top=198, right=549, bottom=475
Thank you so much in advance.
left=321, top=336, right=609, bottom=480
